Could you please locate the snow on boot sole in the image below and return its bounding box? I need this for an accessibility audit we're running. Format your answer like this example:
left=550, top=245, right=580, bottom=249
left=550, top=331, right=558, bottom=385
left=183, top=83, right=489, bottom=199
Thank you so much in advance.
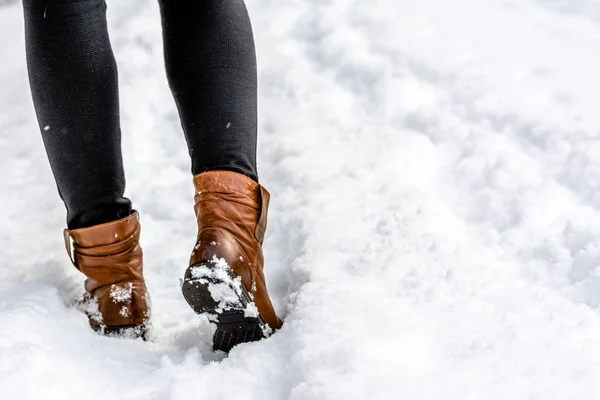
left=181, top=258, right=268, bottom=352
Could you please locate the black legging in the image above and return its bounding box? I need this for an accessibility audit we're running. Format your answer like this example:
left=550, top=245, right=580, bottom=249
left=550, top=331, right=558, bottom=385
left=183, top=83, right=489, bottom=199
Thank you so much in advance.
left=22, top=0, right=259, bottom=229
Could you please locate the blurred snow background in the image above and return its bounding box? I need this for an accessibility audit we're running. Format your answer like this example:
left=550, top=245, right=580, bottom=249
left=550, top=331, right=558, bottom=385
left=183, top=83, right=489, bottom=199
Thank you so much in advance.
left=1, top=0, right=600, bottom=399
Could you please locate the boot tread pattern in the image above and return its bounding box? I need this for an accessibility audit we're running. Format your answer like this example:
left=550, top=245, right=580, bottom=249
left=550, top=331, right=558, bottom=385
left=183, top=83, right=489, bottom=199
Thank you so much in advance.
left=182, top=259, right=267, bottom=352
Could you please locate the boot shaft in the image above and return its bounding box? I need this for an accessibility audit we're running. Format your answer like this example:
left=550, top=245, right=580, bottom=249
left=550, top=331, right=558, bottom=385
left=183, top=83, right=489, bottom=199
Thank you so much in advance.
left=189, top=171, right=282, bottom=331
left=64, top=211, right=149, bottom=329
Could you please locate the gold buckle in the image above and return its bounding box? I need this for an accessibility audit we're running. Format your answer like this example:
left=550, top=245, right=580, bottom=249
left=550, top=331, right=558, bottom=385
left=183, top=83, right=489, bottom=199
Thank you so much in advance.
left=63, top=229, right=78, bottom=269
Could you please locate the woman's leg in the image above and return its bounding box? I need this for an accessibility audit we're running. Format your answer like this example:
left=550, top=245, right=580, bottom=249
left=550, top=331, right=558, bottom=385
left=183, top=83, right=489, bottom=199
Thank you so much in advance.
left=159, top=1, right=282, bottom=351
left=23, top=0, right=149, bottom=334
left=158, top=0, right=259, bottom=182
left=23, top=0, right=132, bottom=229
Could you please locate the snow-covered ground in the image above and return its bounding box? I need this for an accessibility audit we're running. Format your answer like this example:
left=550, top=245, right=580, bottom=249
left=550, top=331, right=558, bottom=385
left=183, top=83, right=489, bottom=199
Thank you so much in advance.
left=2, top=0, right=600, bottom=398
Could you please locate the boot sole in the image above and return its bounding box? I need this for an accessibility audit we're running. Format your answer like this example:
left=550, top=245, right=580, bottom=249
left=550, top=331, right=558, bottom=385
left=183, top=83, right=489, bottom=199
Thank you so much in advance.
left=181, top=261, right=268, bottom=353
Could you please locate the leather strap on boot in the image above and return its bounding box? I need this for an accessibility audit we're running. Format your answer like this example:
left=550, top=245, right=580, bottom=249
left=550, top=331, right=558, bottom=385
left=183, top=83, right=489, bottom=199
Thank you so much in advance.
left=63, top=211, right=149, bottom=329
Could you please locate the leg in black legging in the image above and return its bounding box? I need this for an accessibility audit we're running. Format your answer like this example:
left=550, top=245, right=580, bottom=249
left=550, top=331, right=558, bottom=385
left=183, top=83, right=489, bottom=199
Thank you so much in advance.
left=23, top=0, right=132, bottom=229
left=158, top=0, right=259, bottom=182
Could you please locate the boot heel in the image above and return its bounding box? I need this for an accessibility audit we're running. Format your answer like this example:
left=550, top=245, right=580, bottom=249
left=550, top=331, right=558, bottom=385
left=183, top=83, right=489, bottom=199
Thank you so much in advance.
left=181, top=259, right=269, bottom=352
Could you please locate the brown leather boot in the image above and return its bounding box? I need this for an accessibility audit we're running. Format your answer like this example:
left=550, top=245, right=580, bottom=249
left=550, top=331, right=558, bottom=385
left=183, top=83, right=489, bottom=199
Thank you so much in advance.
left=181, top=170, right=283, bottom=352
left=63, top=211, right=149, bottom=336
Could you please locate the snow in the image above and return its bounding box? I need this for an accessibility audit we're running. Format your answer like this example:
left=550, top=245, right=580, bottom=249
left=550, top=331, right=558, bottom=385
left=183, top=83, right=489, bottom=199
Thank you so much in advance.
left=189, top=257, right=245, bottom=312
left=244, top=303, right=260, bottom=319
left=110, top=282, right=133, bottom=304
left=2, top=0, right=600, bottom=399
left=119, top=306, right=130, bottom=318
left=187, top=256, right=266, bottom=334
left=77, top=295, right=103, bottom=325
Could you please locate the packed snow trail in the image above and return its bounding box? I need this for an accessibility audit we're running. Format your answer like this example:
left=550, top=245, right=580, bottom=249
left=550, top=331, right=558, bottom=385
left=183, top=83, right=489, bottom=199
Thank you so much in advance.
left=2, top=0, right=600, bottom=398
